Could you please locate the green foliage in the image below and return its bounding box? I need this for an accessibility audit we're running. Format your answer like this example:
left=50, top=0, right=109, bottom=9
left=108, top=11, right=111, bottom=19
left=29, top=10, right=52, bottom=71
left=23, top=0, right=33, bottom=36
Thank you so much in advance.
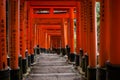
left=96, top=2, right=100, bottom=51
left=96, top=2, right=100, bottom=28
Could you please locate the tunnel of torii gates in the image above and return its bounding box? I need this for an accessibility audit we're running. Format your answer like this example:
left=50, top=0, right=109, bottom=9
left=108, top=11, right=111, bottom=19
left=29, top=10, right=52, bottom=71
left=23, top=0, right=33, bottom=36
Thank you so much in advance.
left=0, top=0, right=120, bottom=80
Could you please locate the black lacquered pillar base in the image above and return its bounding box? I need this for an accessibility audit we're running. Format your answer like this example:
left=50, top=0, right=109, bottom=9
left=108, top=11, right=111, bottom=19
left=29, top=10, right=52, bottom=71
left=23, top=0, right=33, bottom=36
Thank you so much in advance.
left=7, top=56, right=10, bottom=67
left=19, top=55, right=22, bottom=80
left=22, top=58, right=27, bottom=74
left=82, top=56, right=85, bottom=72
left=80, top=49, right=83, bottom=67
left=0, top=68, right=10, bottom=80
left=106, top=62, right=120, bottom=80
left=31, top=54, right=34, bottom=64
left=97, top=67, right=106, bottom=80
left=10, top=68, right=20, bottom=80
left=85, top=55, right=88, bottom=77
left=87, top=66, right=96, bottom=80
left=28, top=55, right=31, bottom=67
left=75, top=54, right=80, bottom=66
left=70, top=53, right=75, bottom=62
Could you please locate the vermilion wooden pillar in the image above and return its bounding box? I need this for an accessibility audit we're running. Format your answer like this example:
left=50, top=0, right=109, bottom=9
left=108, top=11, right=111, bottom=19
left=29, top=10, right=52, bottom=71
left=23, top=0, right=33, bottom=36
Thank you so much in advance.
left=38, top=26, right=40, bottom=46
left=80, top=0, right=84, bottom=50
left=0, top=0, right=10, bottom=80
left=67, top=20, right=70, bottom=47
left=8, top=0, right=21, bottom=80
left=20, top=1, right=26, bottom=59
left=47, top=34, right=51, bottom=49
left=106, top=0, right=120, bottom=80
left=26, top=4, right=31, bottom=55
left=75, top=1, right=81, bottom=66
left=29, top=8, right=34, bottom=64
left=26, top=3, right=31, bottom=67
left=45, top=32, right=47, bottom=49
left=62, top=19, right=68, bottom=48
left=40, top=28, right=44, bottom=48
left=83, top=0, right=88, bottom=54
left=76, top=2, right=81, bottom=54
left=97, top=0, right=110, bottom=80
left=87, top=0, right=97, bottom=80
left=36, top=25, right=39, bottom=46
left=20, top=0, right=28, bottom=74
left=80, top=0, right=89, bottom=75
left=34, top=24, right=37, bottom=47
left=69, top=8, right=75, bottom=62
left=64, top=21, right=68, bottom=47
left=39, top=26, right=41, bottom=47
left=42, top=30, right=46, bottom=48
left=61, top=19, right=65, bottom=48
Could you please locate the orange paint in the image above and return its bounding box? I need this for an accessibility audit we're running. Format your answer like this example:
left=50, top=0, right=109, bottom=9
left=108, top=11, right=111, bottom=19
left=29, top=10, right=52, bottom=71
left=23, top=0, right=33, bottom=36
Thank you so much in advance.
left=80, top=1, right=84, bottom=50
left=87, top=0, right=96, bottom=67
left=76, top=2, right=81, bottom=54
left=69, top=8, right=74, bottom=53
left=51, top=36, right=61, bottom=48
left=20, top=1, right=26, bottom=59
left=0, top=0, right=7, bottom=70
left=61, top=19, right=65, bottom=48
left=63, top=20, right=68, bottom=47
left=99, top=0, right=110, bottom=67
left=30, top=8, right=34, bottom=54
left=8, top=0, right=19, bottom=69
left=26, top=3, right=31, bottom=54
left=109, top=0, right=120, bottom=64
left=83, top=0, right=88, bottom=54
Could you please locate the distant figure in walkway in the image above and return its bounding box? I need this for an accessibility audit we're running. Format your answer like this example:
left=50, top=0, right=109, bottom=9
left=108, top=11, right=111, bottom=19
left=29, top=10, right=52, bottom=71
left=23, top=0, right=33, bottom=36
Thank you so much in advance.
left=34, top=45, right=40, bottom=54
left=66, top=45, right=70, bottom=61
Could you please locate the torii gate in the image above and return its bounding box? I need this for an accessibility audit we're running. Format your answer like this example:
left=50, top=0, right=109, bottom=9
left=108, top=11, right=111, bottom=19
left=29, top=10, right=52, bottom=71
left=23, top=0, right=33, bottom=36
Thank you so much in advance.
left=1, top=0, right=120, bottom=80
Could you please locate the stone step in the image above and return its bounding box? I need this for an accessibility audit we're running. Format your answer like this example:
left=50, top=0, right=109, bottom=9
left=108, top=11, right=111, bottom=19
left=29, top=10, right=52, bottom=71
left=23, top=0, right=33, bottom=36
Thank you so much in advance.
left=24, top=53, right=83, bottom=80
left=27, top=73, right=81, bottom=80
left=30, top=67, right=76, bottom=73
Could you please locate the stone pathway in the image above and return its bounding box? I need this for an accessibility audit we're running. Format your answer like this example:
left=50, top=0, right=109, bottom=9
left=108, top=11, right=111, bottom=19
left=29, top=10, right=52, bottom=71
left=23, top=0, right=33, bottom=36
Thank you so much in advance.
left=24, top=53, right=84, bottom=80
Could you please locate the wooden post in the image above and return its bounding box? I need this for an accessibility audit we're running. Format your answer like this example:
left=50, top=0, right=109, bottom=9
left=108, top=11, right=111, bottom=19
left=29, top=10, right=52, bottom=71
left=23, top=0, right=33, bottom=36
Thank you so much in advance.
left=29, top=8, right=34, bottom=64
left=0, top=0, right=10, bottom=80
left=69, top=8, right=75, bottom=53
left=83, top=0, right=88, bottom=55
left=20, top=0, right=27, bottom=74
left=87, top=0, right=97, bottom=80
left=61, top=19, right=65, bottom=48
left=106, top=0, right=120, bottom=80
left=97, top=0, right=110, bottom=80
left=76, top=2, right=81, bottom=54
left=75, top=1, right=81, bottom=66
left=8, top=0, right=21, bottom=79
left=20, top=1, right=26, bottom=59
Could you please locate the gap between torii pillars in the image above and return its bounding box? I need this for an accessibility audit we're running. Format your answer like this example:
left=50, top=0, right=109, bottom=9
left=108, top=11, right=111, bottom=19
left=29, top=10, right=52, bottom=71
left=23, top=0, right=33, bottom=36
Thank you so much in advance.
left=8, top=0, right=21, bottom=80
left=69, top=8, right=75, bottom=62
left=97, top=0, right=110, bottom=80
left=0, top=0, right=10, bottom=80
left=106, top=0, right=120, bottom=80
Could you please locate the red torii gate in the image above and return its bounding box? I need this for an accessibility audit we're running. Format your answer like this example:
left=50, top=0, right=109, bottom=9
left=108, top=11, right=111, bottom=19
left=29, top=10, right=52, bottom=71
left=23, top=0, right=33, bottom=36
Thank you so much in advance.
left=1, top=0, right=120, bottom=80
